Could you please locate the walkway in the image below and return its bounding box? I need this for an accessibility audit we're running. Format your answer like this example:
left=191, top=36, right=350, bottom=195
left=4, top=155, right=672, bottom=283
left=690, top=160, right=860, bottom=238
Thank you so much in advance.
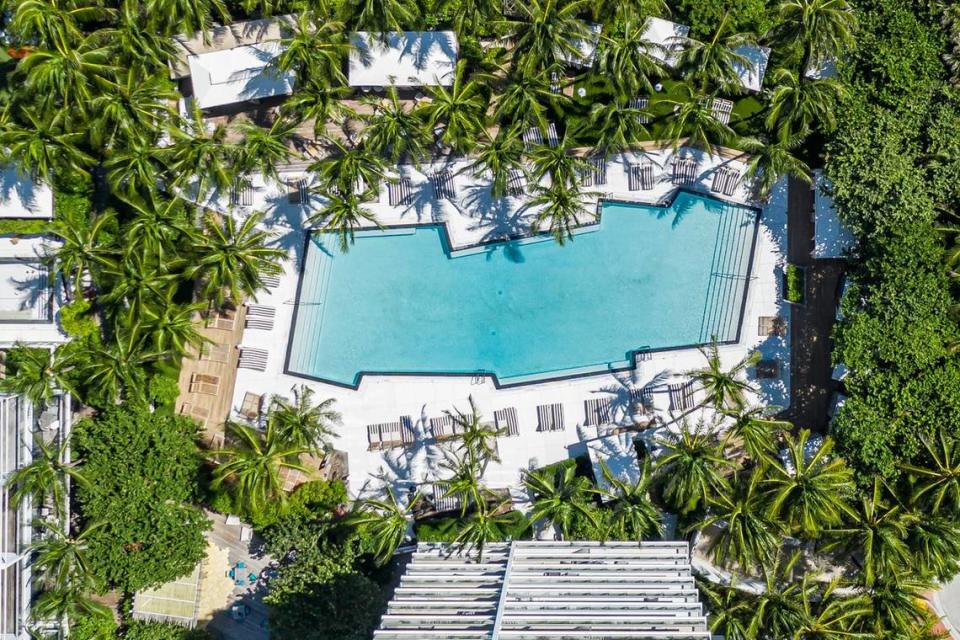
left=781, top=176, right=845, bottom=432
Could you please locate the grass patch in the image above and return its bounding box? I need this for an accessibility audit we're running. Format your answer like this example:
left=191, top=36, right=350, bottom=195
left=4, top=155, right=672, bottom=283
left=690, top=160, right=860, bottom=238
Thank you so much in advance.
left=0, top=219, right=49, bottom=235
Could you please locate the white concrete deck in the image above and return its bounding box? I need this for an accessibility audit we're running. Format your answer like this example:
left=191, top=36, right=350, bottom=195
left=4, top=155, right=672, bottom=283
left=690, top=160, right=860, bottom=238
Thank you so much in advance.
left=202, top=146, right=789, bottom=498
left=0, top=166, right=53, bottom=219
left=813, top=170, right=855, bottom=259
left=0, top=236, right=66, bottom=347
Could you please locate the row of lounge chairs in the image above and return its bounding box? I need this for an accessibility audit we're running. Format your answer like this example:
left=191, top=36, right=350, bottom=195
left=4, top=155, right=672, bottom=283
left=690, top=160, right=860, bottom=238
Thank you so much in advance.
left=367, top=416, right=416, bottom=450
left=245, top=303, right=275, bottom=331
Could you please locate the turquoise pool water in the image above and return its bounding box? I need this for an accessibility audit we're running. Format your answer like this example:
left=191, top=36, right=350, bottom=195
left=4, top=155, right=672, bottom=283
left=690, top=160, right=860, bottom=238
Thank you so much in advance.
left=287, top=193, right=759, bottom=387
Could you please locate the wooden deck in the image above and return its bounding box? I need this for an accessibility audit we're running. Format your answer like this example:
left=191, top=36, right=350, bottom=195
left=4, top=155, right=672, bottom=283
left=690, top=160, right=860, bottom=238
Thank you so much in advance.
left=177, top=306, right=248, bottom=446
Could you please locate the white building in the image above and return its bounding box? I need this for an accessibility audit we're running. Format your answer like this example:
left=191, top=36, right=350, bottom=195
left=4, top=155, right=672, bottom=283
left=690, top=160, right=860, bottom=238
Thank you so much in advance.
left=0, top=168, right=52, bottom=220
left=374, top=541, right=710, bottom=639
left=641, top=17, right=690, bottom=68
left=0, top=236, right=66, bottom=348
left=170, top=16, right=297, bottom=110
left=349, top=32, right=459, bottom=89
left=732, top=44, right=771, bottom=93
left=560, top=22, right=603, bottom=69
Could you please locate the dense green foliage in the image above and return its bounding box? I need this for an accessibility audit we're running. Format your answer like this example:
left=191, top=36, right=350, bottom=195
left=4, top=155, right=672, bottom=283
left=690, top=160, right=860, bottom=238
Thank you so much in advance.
left=122, top=621, right=213, bottom=640
left=71, top=406, right=208, bottom=592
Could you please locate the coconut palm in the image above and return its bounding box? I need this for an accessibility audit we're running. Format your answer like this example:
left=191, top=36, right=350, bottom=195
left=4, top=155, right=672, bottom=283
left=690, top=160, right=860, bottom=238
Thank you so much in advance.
left=765, top=430, right=853, bottom=537
left=104, top=137, right=168, bottom=197
left=0, top=344, right=76, bottom=412
left=48, top=211, right=116, bottom=300
left=492, top=71, right=558, bottom=131
left=361, top=87, right=432, bottom=164
left=740, top=133, right=813, bottom=200
left=581, top=98, right=650, bottom=158
left=720, top=405, right=790, bottom=462
left=822, top=478, right=914, bottom=587
left=698, top=471, right=782, bottom=571
left=768, top=0, right=857, bottom=74
left=654, top=422, right=732, bottom=514
left=306, top=188, right=381, bottom=252
left=688, top=342, right=760, bottom=412
left=163, top=102, right=236, bottom=197
left=100, top=251, right=179, bottom=323
left=676, top=13, right=755, bottom=95
left=596, top=458, right=663, bottom=540
left=795, top=575, right=872, bottom=639
left=6, top=435, right=86, bottom=520
left=102, top=2, right=178, bottom=71
left=523, top=462, right=598, bottom=538
left=9, top=0, right=110, bottom=50
left=342, top=0, right=418, bottom=33
left=268, top=385, right=341, bottom=454
left=139, top=295, right=210, bottom=357
left=0, top=110, right=94, bottom=182
left=528, top=179, right=594, bottom=245
left=88, top=69, right=177, bottom=150
left=212, top=421, right=311, bottom=513
left=311, top=138, right=386, bottom=196
left=498, top=0, right=593, bottom=78
left=18, top=37, right=117, bottom=115
left=454, top=497, right=511, bottom=562
left=29, top=520, right=102, bottom=593
left=120, top=193, right=194, bottom=264
left=142, top=0, right=230, bottom=38
left=765, top=69, right=847, bottom=141
left=902, top=428, right=960, bottom=515
left=527, top=132, right=590, bottom=186
left=445, top=396, right=503, bottom=468
left=460, top=127, right=525, bottom=199
left=62, top=326, right=167, bottom=405
left=188, top=211, right=285, bottom=307
left=439, top=449, right=486, bottom=515
left=347, top=487, right=420, bottom=565
left=232, top=117, right=298, bottom=184
left=281, top=83, right=354, bottom=140
left=274, top=11, right=349, bottom=87
left=448, top=0, right=501, bottom=36
left=662, top=89, right=737, bottom=155
left=31, top=586, right=112, bottom=631
left=418, top=59, right=488, bottom=154
left=593, top=18, right=665, bottom=97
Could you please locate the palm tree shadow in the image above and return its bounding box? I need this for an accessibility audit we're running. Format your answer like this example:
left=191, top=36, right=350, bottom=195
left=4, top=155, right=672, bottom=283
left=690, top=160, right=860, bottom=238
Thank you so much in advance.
left=457, top=185, right=530, bottom=262
left=595, top=367, right=673, bottom=423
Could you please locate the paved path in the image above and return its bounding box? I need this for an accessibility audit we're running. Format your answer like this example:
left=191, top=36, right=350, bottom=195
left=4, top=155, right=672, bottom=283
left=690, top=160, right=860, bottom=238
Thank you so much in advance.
left=780, top=177, right=845, bottom=432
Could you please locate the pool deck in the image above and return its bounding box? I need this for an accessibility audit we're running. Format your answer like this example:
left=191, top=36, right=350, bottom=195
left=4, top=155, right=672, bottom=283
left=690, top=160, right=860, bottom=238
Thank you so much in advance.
left=191, top=144, right=790, bottom=498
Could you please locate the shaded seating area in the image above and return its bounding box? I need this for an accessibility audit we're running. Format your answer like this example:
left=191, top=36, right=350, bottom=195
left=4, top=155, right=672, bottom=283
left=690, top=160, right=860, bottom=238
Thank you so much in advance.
left=578, top=156, right=607, bottom=187
left=430, top=170, right=456, bottom=201
left=536, top=403, right=565, bottom=432
left=507, top=169, right=527, bottom=197
left=189, top=373, right=220, bottom=395
left=629, top=96, right=651, bottom=124
left=583, top=396, right=612, bottom=426
left=628, top=161, right=656, bottom=191
left=671, top=157, right=698, bottom=185
left=367, top=416, right=415, bottom=450
left=387, top=177, right=414, bottom=206
left=668, top=382, right=697, bottom=412
left=522, top=122, right=559, bottom=149
left=494, top=407, right=520, bottom=437
left=238, top=347, right=268, bottom=372
left=711, top=167, right=741, bottom=197
left=709, top=98, right=734, bottom=125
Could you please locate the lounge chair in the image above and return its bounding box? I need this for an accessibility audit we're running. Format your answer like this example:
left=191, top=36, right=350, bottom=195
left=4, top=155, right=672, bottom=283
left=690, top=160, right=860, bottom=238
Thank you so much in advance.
left=711, top=167, right=741, bottom=197
left=671, top=157, right=698, bottom=186
left=239, top=392, right=263, bottom=420
left=628, top=161, right=656, bottom=191
left=494, top=407, right=520, bottom=437
left=246, top=304, right=276, bottom=318
left=710, top=98, right=734, bottom=125
left=238, top=347, right=268, bottom=372
left=629, top=96, right=651, bottom=124
left=584, top=397, right=612, bottom=426
left=245, top=316, right=274, bottom=331
left=387, top=177, right=414, bottom=206
left=507, top=169, right=526, bottom=197
left=261, top=273, right=281, bottom=289
left=668, top=382, right=697, bottom=412
left=523, top=122, right=559, bottom=149
left=287, top=178, right=308, bottom=205
left=230, top=181, right=254, bottom=207
left=205, top=307, right=236, bottom=330
left=536, top=403, right=565, bottom=432
left=199, top=343, right=231, bottom=363
left=430, top=171, right=456, bottom=201
left=189, top=373, right=220, bottom=395
left=179, top=402, right=210, bottom=426
left=578, top=156, right=607, bottom=187
left=550, top=72, right=562, bottom=95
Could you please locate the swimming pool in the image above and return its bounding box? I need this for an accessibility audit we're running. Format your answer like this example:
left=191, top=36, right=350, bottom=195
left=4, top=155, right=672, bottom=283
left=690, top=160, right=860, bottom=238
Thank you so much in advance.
left=286, top=192, right=760, bottom=387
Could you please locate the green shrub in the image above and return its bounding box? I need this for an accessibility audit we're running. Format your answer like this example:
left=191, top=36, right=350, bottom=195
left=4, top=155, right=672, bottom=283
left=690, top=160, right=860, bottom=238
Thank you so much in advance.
left=60, top=297, right=98, bottom=338
left=122, top=621, right=213, bottom=640
left=414, top=516, right=459, bottom=542
left=785, top=265, right=805, bottom=304
left=71, top=613, right=118, bottom=640
left=0, top=219, right=48, bottom=235
left=250, top=479, right=348, bottom=530
left=53, top=191, right=93, bottom=228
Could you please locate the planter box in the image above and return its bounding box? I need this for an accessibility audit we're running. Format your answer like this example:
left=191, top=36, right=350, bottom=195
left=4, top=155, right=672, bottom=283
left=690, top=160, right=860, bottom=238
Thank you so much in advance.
left=784, top=264, right=806, bottom=305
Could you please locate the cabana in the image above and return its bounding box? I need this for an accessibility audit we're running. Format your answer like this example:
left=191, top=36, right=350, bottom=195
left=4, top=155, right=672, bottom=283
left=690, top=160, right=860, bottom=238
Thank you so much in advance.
left=731, top=44, right=771, bottom=93
left=560, top=22, right=603, bottom=69
left=0, top=165, right=53, bottom=219
left=349, top=32, right=459, bottom=89
left=641, top=16, right=690, bottom=68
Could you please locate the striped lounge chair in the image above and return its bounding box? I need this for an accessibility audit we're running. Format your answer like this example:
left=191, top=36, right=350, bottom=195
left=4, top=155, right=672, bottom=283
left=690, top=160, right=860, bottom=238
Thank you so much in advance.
left=536, top=403, right=565, bottom=432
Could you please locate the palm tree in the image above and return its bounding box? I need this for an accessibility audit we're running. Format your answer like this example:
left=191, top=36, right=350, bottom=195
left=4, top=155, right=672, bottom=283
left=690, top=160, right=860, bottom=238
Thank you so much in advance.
left=492, top=71, right=557, bottom=131
left=62, top=326, right=166, bottom=404
left=311, top=138, right=386, bottom=196
left=347, top=487, right=420, bottom=565
left=746, top=552, right=806, bottom=639
left=593, top=18, right=665, bottom=98
left=361, top=87, right=432, bottom=164
left=281, top=83, right=354, bottom=141
left=6, top=435, right=86, bottom=520
left=104, top=137, right=168, bottom=197
left=740, top=133, right=813, bottom=200
left=31, top=586, right=112, bottom=632
left=720, top=405, right=790, bottom=461
left=687, top=342, right=760, bottom=412
left=676, top=13, right=755, bottom=95
left=589, top=0, right=667, bottom=22
left=498, top=0, right=593, bottom=78
left=528, top=179, right=595, bottom=245
left=341, top=0, right=418, bottom=33
left=654, top=422, right=732, bottom=514
left=100, top=251, right=179, bottom=323
left=698, top=579, right=753, bottom=640
left=274, top=11, right=349, bottom=87
left=0, top=344, right=76, bottom=411
left=162, top=102, right=236, bottom=198
left=142, top=0, right=230, bottom=38
left=448, top=0, right=501, bottom=36
left=769, top=0, right=857, bottom=74
left=232, top=118, right=298, bottom=184
left=140, top=295, right=210, bottom=357
left=29, top=520, right=102, bottom=593
left=902, top=428, right=960, bottom=515
left=527, top=132, right=591, bottom=186
left=523, top=462, right=598, bottom=538
left=454, top=497, right=511, bottom=562
left=9, top=0, right=110, bottom=50
left=822, top=478, right=914, bottom=587
left=460, top=127, right=525, bottom=199
left=581, top=98, right=650, bottom=158
left=0, top=110, right=94, bottom=182
left=88, top=69, right=177, bottom=150
left=861, top=571, right=936, bottom=638
left=119, top=192, right=194, bottom=264
left=418, top=59, right=488, bottom=154
left=662, top=89, right=737, bottom=155
left=698, top=471, right=782, bottom=571
left=445, top=396, right=503, bottom=468
left=595, top=458, right=663, bottom=540
left=904, top=514, right=960, bottom=581
left=102, top=2, right=178, bottom=72
left=211, top=421, right=311, bottom=513
left=439, top=449, right=486, bottom=515
left=268, top=385, right=341, bottom=454
left=48, top=211, right=116, bottom=301
left=765, top=430, right=853, bottom=537
left=18, top=37, right=118, bottom=115
left=765, top=69, right=847, bottom=141
left=795, top=575, right=872, bottom=639
left=306, top=188, right=381, bottom=252
left=188, top=211, right=285, bottom=307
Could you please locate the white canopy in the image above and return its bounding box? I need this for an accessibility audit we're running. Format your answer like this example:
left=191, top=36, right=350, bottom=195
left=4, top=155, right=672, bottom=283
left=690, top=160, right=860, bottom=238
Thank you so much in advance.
left=731, top=44, right=771, bottom=92
left=0, top=165, right=52, bottom=219
left=187, top=41, right=295, bottom=109
left=641, top=17, right=690, bottom=68
left=349, top=32, right=458, bottom=88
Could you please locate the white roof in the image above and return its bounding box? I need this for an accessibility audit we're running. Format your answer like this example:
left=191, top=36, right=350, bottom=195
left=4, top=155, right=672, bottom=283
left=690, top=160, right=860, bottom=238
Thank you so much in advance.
left=641, top=17, right=690, bottom=67
left=0, top=236, right=65, bottom=346
left=187, top=41, right=295, bottom=109
left=349, top=32, right=458, bottom=88
left=831, top=363, right=849, bottom=382
left=560, top=22, right=602, bottom=69
left=731, top=44, right=771, bottom=92
left=0, top=166, right=53, bottom=219
left=814, top=171, right=855, bottom=259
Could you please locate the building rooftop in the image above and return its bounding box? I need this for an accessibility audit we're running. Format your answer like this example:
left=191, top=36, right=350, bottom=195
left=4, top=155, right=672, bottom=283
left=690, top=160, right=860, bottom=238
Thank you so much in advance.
left=374, top=541, right=710, bottom=639
left=641, top=17, right=690, bottom=68
left=349, top=31, right=458, bottom=88
left=731, top=44, right=771, bottom=93
left=0, top=166, right=53, bottom=219
left=170, top=15, right=297, bottom=79
left=560, top=22, right=603, bottom=69
left=186, top=41, right=295, bottom=109
left=0, top=236, right=66, bottom=346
